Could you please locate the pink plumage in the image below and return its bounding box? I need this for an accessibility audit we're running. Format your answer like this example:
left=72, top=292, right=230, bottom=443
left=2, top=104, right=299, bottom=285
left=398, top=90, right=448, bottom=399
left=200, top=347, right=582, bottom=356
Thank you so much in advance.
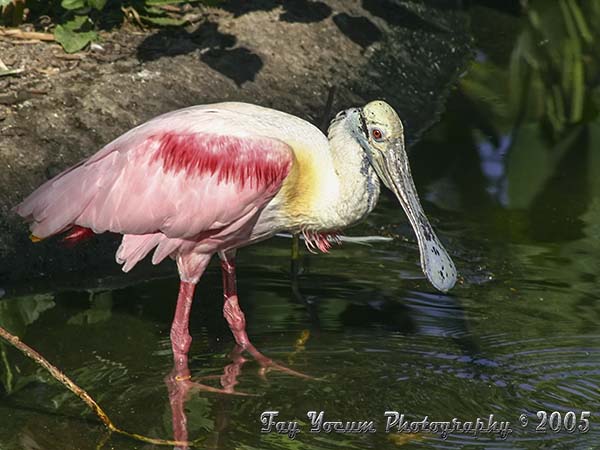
left=15, top=102, right=333, bottom=394
left=15, top=109, right=293, bottom=278
left=151, top=132, right=288, bottom=188
left=15, top=99, right=459, bottom=406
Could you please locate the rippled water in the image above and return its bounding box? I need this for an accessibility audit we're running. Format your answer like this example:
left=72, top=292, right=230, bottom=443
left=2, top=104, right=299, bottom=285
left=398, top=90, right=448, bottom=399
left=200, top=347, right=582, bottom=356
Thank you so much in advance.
left=2, top=179, right=600, bottom=449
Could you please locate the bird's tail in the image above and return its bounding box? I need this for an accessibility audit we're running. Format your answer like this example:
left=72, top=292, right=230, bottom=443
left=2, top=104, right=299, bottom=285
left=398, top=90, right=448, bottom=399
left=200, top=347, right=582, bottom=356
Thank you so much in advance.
left=116, top=233, right=183, bottom=272
left=13, top=157, right=116, bottom=240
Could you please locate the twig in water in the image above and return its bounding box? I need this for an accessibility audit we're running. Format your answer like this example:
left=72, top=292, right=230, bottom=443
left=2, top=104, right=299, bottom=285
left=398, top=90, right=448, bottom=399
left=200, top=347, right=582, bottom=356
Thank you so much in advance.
left=277, top=232, right=393, bottom=247
left=0, top=325, right=197, bottom=448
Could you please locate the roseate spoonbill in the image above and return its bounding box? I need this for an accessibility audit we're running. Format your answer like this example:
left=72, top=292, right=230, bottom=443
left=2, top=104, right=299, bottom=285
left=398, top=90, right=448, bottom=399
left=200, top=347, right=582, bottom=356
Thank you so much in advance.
left=15, top=100, right=457, bottom=377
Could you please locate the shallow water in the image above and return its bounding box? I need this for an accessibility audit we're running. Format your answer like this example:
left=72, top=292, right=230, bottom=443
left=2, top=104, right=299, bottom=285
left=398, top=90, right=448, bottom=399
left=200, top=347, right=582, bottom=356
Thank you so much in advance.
left=2, top=165, right=600, bottom=449
left=2, top=3, right=600, bottom=450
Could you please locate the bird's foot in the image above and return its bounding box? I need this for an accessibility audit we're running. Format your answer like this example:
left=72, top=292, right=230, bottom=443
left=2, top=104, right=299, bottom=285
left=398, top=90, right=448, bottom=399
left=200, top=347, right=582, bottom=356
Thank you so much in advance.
left=176, top=377, right=254, bottom=396
left=169, top=371, right=253, bottom=396
left=243, top=342, right=316, bottom=380
left=168, top=348, right=255, bottom=396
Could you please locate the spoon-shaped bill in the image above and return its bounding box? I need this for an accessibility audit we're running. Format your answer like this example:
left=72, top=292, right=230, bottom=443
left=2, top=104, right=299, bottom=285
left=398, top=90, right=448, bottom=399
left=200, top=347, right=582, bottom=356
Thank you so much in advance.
left=377, top=139, right=457, bottom=292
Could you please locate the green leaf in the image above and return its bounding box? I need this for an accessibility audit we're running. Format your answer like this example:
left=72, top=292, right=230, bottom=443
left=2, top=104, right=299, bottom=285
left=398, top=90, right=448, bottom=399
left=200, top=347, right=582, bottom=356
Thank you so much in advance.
left=144, top=6, right=166, bottom=14
left=0, top=295, right=55, bottom=337
left=88, top=0, right=107, bottom=10
left=506, top=123, right=580, bottom=208
left=568, top=0, right=593, bottom=45
left=0, top=0, right=14, bottom=7
left=145, top=0, right=184, bottom=5
left=61, top=0, right=86, bottom=10
left=140, top=14, right=185, bottom=26
left=54, top=25, right=97, bottom=53
left=63, top=14, right=88, bottom=30
left=570, top=53, right=584, bottom=123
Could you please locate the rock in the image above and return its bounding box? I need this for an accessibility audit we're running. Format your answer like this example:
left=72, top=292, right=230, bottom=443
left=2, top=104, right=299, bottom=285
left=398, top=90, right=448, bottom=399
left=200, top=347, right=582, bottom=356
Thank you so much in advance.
left=0, top=0, right=472, bottom=285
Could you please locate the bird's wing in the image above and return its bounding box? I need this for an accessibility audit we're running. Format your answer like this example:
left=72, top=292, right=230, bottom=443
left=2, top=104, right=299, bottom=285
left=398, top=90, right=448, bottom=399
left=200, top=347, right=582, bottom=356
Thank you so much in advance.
left=15, top=110, right=294, bottom=240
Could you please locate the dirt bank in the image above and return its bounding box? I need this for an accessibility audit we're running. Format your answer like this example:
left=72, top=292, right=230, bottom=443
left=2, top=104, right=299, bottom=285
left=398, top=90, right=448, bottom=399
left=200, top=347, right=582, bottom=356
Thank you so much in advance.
left=0, top=0, right=472, bottom=285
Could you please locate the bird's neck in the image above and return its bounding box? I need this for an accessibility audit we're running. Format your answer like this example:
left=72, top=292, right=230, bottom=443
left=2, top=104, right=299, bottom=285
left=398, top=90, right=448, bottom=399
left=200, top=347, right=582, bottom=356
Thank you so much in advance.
left=253, top=121, right=381, bottom=236
left=325, top=122, right=381, bottom=229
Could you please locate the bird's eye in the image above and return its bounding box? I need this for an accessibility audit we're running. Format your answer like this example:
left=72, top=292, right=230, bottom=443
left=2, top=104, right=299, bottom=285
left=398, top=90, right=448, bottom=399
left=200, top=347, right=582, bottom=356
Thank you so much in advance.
left=371, top=128, right=383, bottom=141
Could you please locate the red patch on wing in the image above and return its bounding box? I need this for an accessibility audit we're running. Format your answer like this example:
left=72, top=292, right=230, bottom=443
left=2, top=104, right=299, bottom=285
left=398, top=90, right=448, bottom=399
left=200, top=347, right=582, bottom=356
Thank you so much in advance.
left=149, top=132, right=291, bottom=189
left=62, top=225, right=95, bottom=247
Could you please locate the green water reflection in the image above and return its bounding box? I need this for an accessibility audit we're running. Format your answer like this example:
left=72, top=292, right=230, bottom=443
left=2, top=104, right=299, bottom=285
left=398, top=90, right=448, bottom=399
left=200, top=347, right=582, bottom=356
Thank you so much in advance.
left=2, top=1, right=600, bottom=449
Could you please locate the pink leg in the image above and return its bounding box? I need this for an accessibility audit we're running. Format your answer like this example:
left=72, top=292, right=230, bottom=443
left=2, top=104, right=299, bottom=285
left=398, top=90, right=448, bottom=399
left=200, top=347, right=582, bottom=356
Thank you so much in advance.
left=166, top=278, right=252, bottom=446
left=166, top=281, right=196, bottom=449
left=165, top=372, right=191, bottom=449
left=165, top=346, right=253, bottom=450
left=221, top=255, right=251, bottom=347
left=170, top=281, right=196, bottom=375
left=220, top=251, right=313, bottom=379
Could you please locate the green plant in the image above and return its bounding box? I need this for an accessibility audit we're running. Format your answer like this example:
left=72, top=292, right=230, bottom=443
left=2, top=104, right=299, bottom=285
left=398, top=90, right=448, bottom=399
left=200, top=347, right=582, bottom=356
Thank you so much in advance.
left=54, top=1, right=100, bottom=53
left=0, top=0, right=25, bottom=25
left=0, top=1, right=213, bottom=53
left=462, top=0, right=600, bottom=138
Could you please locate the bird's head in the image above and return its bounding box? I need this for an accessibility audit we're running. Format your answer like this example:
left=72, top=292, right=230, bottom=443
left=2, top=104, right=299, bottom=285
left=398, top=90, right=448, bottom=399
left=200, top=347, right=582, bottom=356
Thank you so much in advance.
left=335, top=100, right=457, bottom=292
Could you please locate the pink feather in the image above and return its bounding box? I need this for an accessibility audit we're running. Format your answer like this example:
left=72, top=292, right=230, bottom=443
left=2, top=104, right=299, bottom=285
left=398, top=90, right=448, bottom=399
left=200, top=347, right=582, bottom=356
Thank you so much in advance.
left=15, top=111, right=293, bottom=274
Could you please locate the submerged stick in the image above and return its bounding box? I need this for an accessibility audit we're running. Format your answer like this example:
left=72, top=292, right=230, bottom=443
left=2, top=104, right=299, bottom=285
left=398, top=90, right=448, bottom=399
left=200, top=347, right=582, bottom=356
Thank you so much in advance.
left=0, top=325, right=196, bottom=448
left=290, top=231, right=301, bottom=277
left=277, top=232, right=393, bottom=246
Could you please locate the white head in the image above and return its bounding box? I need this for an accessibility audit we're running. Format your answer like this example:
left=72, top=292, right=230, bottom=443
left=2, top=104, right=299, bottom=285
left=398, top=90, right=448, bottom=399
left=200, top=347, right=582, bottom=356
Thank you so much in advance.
left=331, top=100, right=457, bottom=292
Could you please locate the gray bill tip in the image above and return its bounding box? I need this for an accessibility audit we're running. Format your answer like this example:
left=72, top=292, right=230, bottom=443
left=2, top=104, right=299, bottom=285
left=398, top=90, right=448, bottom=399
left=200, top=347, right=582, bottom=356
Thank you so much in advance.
left=417, top=223, right=457, bottom=293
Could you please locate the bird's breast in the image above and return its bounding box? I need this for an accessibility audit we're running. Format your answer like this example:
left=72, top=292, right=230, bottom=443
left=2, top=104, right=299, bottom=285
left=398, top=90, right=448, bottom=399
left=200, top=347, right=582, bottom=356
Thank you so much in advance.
left=254, top=145, right=381, bottom=239
left=277, top=144, right=340, bottom=224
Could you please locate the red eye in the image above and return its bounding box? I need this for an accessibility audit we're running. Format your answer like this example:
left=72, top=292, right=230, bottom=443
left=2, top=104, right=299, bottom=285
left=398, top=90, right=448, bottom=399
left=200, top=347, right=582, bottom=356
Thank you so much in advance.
left=372, top=128, right=383, bottom=140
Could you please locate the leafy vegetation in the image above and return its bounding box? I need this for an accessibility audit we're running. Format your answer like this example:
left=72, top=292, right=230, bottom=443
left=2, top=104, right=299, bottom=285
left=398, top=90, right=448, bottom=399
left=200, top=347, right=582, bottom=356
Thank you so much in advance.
left=0, top=0, right=213, bottom=52
left=421, top=0, right=600, bottom=210
left=462, top=0, right=600, bottom=138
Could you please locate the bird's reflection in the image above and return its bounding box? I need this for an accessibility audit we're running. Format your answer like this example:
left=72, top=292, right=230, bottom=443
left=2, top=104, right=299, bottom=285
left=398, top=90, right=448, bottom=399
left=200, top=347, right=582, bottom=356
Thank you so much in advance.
left=165, top=346, right=247, bottom=449
left=163, top=263, right=479, bottom=449
left=165, top=341, right=312, bottom=449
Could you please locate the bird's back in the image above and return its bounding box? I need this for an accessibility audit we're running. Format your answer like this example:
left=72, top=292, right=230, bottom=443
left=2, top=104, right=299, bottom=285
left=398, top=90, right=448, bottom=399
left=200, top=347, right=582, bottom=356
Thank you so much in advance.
left=14, top=102, right=330, bottom=270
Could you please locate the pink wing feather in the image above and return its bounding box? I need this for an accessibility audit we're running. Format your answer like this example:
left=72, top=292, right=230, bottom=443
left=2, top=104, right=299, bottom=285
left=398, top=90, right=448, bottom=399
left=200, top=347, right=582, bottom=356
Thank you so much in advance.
left=15, top=109, right=293, bottom=271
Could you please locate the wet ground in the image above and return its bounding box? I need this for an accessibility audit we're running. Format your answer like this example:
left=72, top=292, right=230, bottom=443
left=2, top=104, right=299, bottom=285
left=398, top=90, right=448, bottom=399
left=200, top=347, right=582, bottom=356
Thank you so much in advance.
left=2, top=1, right=600, bottom=449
